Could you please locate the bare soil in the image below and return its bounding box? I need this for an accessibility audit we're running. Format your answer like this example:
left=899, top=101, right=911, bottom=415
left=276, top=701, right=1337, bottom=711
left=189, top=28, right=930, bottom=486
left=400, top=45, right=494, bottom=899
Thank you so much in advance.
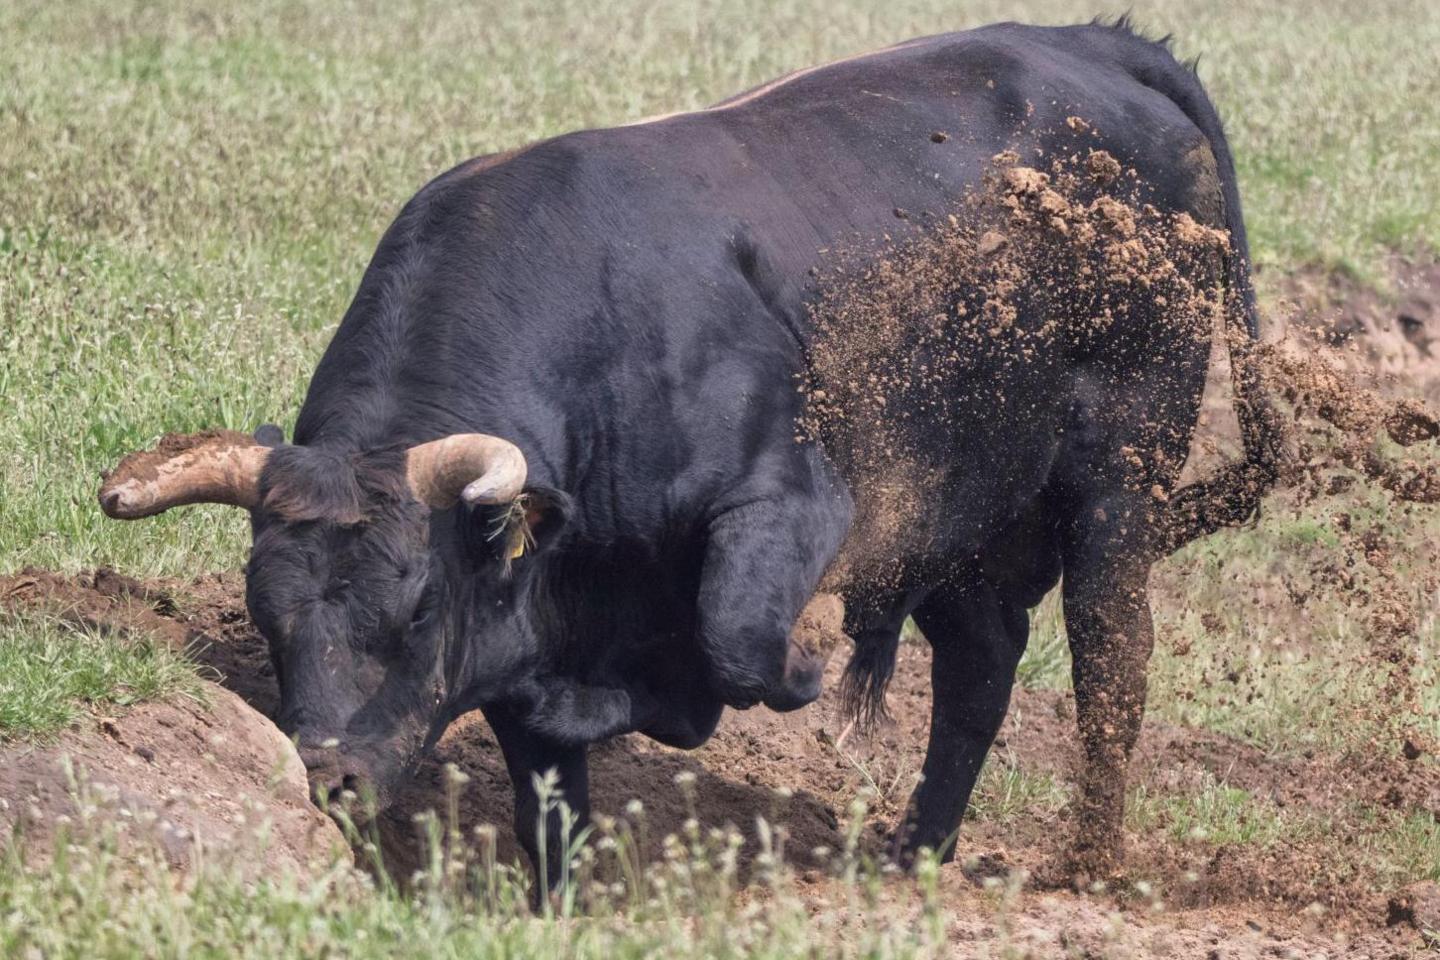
left=2, top=566, right=1434, bottom=955
left=0, top=571, right=347, bottom=876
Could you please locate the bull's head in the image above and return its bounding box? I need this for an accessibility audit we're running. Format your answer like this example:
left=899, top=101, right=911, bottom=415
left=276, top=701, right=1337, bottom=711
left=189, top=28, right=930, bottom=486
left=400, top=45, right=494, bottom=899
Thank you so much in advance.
left=99, top=429, right=567, bottom=806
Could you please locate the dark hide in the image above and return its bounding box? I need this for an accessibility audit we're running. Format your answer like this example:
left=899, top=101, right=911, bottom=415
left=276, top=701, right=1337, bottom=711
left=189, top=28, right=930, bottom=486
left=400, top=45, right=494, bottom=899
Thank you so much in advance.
left=237, top=20, right=1267, bottom=883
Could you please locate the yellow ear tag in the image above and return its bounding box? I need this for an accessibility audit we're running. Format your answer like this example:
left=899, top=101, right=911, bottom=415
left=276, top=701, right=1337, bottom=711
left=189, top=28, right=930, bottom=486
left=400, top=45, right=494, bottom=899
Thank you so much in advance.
left=507, top=529, right=527, bottom=561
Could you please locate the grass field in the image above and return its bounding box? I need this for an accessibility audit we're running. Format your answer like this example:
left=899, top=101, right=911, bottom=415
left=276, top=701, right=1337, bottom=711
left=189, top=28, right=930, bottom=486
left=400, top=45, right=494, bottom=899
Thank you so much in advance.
left=3, top=0, right=1439, bottom=579
left=2, top=0, right=1439, bottom=956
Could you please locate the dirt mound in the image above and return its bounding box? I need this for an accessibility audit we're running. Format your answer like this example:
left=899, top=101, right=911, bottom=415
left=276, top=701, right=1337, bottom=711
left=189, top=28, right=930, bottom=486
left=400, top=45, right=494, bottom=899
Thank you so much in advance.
left=0, top=686, right=349, bottom=876
left=0, top=571, right=347, bottom=876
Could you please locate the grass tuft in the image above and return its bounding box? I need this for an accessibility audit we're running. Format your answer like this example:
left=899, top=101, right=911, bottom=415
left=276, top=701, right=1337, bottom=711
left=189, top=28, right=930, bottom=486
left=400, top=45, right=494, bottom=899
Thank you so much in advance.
left=0, top=611, right=202, bottom=740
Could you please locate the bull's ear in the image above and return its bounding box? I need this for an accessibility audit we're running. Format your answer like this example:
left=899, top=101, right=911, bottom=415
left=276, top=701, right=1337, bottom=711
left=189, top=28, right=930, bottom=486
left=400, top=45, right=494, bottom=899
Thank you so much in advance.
left=516, top=486, right=572, bottom=553
left=254, top=424, right=286, bottom=447
left=466, top=486, right=572, bottom=565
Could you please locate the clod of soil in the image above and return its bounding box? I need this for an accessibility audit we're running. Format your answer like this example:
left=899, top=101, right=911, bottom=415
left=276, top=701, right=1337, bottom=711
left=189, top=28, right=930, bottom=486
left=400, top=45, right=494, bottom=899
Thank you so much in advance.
left=0, top=684, right=348, bottom=875
left=790, top=591, right=846, bottom=658
left=1387, top=882, right=1440, bottom=942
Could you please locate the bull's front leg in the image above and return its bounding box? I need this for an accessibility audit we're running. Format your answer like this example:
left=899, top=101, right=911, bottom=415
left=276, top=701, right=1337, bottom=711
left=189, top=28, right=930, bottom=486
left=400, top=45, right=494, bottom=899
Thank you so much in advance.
left=696, top=494, right=850, bottom=712
left=482, top=701, right=591, bottom=893
left=1058, top=494, right=1156, bottom=885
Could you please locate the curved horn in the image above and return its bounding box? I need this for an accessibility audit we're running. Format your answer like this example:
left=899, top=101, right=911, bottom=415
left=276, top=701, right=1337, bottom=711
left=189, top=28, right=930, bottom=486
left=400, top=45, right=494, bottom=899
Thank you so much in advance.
left=405, top=434, right=528, bottom=509
left=99, top=430, right=270, bottom=519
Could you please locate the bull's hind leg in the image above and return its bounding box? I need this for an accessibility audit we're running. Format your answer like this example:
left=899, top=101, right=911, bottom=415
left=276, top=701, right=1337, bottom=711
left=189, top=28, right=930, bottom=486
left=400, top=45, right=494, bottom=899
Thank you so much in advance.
left=894, top=578, right=1030, bottom=865
left=697, top=492, right=850, bottom=712
left=1051, top=365, right=1203, bottom=882
left=1057, top=496, right=1155, bottom=883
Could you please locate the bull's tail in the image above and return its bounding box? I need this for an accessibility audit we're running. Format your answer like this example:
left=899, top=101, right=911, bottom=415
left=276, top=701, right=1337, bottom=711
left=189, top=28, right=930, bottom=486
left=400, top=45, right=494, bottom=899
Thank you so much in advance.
left=1108, top=27, right=1291, bottom=548
left=840, top=625, right=900, bottom=728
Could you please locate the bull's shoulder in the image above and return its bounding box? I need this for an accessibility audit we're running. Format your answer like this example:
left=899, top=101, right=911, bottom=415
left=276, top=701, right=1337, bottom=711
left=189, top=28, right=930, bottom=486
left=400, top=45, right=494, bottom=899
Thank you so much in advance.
left=380, top=134, right=635, bottom=265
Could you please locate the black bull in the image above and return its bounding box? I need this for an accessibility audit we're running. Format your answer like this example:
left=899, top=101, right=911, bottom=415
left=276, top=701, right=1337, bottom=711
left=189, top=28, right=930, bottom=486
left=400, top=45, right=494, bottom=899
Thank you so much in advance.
left=100, top=22, right=1284, bottom=882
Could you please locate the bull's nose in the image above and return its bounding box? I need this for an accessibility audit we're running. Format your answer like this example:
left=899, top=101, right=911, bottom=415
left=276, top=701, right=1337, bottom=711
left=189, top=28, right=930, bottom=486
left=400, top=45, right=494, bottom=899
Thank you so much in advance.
left=298, top=744, right=369, bottom=804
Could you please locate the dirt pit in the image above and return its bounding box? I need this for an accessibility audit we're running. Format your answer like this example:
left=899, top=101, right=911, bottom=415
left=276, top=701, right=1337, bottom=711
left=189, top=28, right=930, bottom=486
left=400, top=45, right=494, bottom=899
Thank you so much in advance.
left=2, top=565, right=1435, bottom=956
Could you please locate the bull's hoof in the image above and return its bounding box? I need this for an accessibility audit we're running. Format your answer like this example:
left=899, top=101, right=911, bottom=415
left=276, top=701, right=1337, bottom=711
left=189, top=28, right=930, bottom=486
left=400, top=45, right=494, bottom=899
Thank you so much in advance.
left=888, top=816, right=962, bottom=872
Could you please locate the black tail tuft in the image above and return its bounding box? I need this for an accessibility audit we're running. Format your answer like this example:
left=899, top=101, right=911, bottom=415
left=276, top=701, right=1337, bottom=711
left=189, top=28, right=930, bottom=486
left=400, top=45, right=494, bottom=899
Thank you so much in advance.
left=840, top=628, right=901, bottom=729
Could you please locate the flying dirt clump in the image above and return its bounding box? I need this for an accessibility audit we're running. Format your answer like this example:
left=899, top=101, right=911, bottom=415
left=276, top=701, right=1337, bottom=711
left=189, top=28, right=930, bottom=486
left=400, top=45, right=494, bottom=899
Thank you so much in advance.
left=1260, top=342, right=1440, bottom=503
left=798, top=141, right=1440, bottom=782
left=1242, top=333, right=1440, bottom=790
left=800, top=149, right=1231, bottom=593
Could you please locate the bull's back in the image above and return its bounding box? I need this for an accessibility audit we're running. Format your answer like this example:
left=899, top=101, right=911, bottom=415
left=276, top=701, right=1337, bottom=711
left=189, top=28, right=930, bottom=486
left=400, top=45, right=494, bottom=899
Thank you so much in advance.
left=602, top=24, right=1221, bottom=252
left=305, top=22, right=1227, bottom=551
left=564, top=25, right=1221, bottom=525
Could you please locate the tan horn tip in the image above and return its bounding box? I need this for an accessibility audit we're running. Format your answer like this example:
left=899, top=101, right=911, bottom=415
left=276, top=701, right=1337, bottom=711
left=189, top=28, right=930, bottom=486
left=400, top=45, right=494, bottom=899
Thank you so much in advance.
left=98, top=483, right=154, bottom=520
left=406, top=433, right=528, bottom=509
left=97, top=429, right=269, bottom=519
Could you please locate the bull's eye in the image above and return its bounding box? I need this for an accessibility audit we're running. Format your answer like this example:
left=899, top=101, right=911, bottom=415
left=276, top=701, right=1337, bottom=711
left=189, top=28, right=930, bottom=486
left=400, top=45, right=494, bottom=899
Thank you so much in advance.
left=409, top=593, right=438, bottom=632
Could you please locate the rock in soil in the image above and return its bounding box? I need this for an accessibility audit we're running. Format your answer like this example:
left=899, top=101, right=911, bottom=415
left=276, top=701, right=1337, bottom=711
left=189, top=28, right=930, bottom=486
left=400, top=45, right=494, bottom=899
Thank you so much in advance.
left=1388, top=882, right=1440, bottom=943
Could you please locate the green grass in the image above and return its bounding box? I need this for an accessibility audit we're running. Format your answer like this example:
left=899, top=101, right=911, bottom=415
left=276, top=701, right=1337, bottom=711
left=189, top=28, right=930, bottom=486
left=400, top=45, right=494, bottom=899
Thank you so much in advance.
left=1128, top=775, right=1290, bottom=848
left=1146, top=485, right=1440, bottom=754
left=967, top=750, right=1071, bottom=824
left=2, top=0, right=1438, bottom=578
left=1367, top=811, right=1440, bottom=885
left=0, top=612, right=202, bottom=740
left=0, top=859, right=934, bottom=960
left=1016, top=591, right=1070, bottom=691
left=1128, top=776, right=1440, bottom=886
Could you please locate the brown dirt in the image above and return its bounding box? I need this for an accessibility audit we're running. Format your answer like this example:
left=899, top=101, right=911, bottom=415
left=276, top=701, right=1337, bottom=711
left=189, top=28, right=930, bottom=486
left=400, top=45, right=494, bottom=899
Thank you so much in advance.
left=0, top=687, right=349, bottom=876
left=2, top=568, right=1432, bottom=954
left=100, top=429, right=255, bottom=487
left=0, top=570, right=346, bottom=875
left=801, top=147, right=1238, bottom=597
left=1192, top=258, right=1440, bottom=457
left=1279, top=259, right=1440, bottom=407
